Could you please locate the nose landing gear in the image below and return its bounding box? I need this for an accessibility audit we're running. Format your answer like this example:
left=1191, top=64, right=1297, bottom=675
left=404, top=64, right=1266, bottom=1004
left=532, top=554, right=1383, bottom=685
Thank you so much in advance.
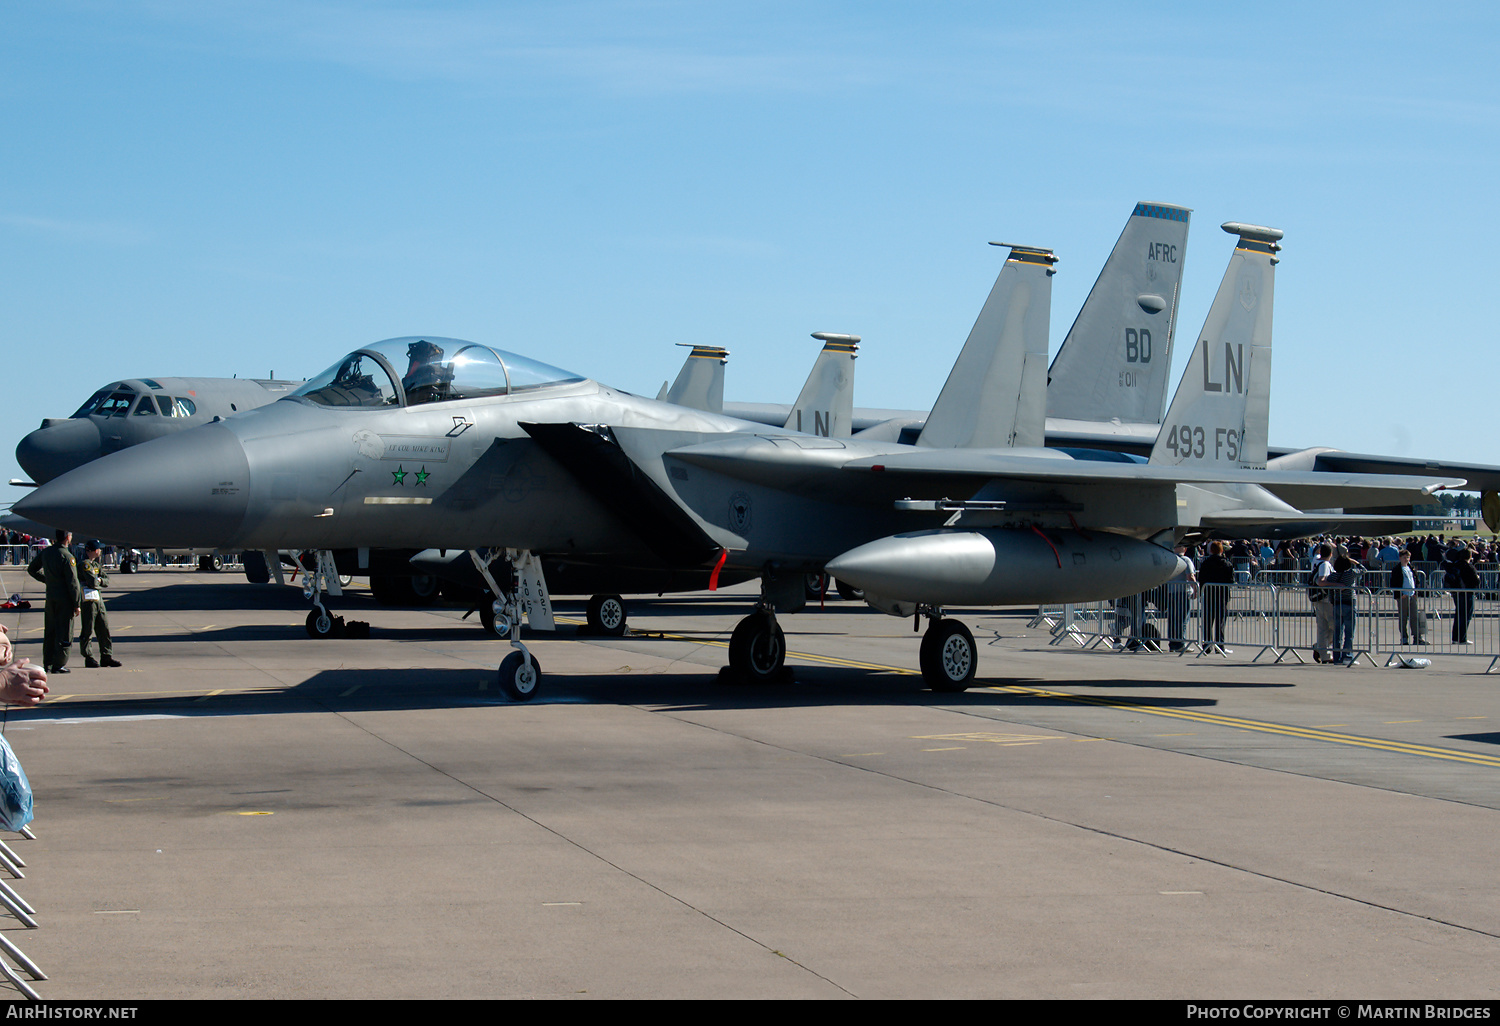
left=470, top=548, right=554, bottom=701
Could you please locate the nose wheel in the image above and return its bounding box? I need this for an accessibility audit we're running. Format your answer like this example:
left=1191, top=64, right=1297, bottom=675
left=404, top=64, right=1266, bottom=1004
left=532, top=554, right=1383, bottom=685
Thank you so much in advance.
left=498, top=651, right=542, bottom=701
left=470, top=548, right=554, bottom=701
left=920, top=618, right=976, bottom=692
left=306, top=607, right=343, bottom=638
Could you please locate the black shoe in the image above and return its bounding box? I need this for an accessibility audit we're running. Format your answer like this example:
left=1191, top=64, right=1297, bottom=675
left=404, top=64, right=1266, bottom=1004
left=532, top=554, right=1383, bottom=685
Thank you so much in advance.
left=103, top=658, right=122, bottom=667
left=52, top=666, right=70, bottom=674
left=84, top=657, right=100, bottom=668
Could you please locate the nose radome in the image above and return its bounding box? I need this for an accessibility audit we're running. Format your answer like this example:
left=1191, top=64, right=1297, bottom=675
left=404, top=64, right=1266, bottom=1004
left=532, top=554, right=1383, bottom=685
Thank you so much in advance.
left=15, top=418, right=103, bottom=484
left=15, top=425, right=251, bottom=548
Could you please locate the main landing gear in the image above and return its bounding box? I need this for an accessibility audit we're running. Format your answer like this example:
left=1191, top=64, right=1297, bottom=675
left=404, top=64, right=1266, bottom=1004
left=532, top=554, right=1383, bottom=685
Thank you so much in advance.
left=583, top=593, right=628, bottom=636
left=470, top=548, right=554, bottom=702
left=722, top=576, right=794, bottom=685
left=726, top=610, right=787, bottom=683
left=918, top=615, right=976, bottom=692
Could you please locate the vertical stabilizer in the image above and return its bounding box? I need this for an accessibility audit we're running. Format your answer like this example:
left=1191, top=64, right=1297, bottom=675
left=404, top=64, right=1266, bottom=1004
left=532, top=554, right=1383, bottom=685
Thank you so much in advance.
left=784, top=332, right=859, bottom=437
left=1047, top=202, right=1191, bottom=425
left=659, top=344, right=728, bottom=413
left=1149, top=222, right=1281, bottom=469
left=917, top=243, right=1055, bottom=449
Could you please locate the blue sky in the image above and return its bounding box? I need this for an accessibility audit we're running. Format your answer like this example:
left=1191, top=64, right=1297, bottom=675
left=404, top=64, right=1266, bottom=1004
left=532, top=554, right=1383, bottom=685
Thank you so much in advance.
left=4, top=1, right=1497, bottom=493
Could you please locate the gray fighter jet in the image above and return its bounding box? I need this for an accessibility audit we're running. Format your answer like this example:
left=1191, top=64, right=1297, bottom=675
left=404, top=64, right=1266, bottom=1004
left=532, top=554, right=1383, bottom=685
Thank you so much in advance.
left=17, top=222, right=1460, bottom=700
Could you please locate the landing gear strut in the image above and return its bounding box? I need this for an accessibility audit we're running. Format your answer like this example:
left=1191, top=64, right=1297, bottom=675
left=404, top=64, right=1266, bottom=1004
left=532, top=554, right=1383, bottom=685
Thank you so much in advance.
left=301, top=549, right=352, bottom=638
left=470, top=548, right=554, bottom=701
left=723, top=574, right=794, bottom=684
left=919, top=615, right=976, bottom=692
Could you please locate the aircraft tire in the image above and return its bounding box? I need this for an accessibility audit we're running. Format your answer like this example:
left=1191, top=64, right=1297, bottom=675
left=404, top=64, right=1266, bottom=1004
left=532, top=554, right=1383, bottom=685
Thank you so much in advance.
left=410, top=574, right=440, bottom=605
left=306, top=609, right=342, bottom=639
left=242, top=551, right=271, bottom=585
left=804, top=572, right=829, bottom=600
left=920, top=619, right=975, bottom=692
left=498, top=651, right=541, bottom=702
left=835, top=579, right=863, bottom=602
left=586, top=594, right=628, bottom=636
left=728, top=613, right=786, bottom=683
left=199, top=555, right=223, bottom=573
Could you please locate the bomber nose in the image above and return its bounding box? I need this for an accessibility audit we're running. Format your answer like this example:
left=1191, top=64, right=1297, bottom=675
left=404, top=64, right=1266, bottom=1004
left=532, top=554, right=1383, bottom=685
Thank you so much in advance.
left=15, top=418, right=103, bottom=484
left=15, top=424, right=252, bottom=547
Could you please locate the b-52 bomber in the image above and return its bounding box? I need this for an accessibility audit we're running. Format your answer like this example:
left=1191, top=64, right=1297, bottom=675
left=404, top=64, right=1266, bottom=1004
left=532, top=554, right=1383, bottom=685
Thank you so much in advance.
left=15, top=374, right=302, bottom=485
left=17, top=222, right=1461, bottom=699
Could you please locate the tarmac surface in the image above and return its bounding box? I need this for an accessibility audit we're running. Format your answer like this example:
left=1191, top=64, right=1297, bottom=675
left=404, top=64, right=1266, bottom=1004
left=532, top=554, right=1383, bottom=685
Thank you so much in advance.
left=0, top=565, right=1497, bottom=999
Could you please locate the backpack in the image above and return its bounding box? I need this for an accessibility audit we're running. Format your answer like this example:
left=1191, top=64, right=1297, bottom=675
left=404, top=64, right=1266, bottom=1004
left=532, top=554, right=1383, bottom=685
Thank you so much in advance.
left=1306, top=567, right=1326, bottom=603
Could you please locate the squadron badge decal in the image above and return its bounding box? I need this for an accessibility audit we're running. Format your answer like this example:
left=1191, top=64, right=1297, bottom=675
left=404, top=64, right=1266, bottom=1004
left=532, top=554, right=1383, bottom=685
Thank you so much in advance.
left=728, top=491, right=753, bottom=534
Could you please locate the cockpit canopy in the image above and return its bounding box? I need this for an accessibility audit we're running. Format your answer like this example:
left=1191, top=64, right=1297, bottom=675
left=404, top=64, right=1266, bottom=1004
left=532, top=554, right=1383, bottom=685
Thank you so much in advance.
left=72, top=382, right=197, bottom=419
left=291, top=337, right=586, bottom=409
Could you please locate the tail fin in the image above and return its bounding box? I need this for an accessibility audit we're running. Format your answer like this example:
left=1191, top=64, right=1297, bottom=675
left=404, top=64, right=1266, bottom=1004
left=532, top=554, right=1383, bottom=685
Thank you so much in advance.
left=1149, top=222, right=1281, bottom=469
left=783, top=332, right=859, bottom=437
left=1047, top=202, right=1191, bottom=426
left=658, top=344, right=728, bottom=413
left=916, top=243, right=1055, bottom=449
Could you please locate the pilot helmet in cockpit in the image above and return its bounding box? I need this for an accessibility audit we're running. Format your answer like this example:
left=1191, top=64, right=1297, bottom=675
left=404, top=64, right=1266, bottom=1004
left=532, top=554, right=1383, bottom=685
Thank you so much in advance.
left=402, top=339, right=453, bottom=402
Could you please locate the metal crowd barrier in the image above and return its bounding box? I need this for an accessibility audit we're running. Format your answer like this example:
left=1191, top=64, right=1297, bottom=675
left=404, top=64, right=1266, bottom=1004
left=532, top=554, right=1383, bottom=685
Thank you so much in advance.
left=1041, top=582, right=1498, bottom=671
left=0, top=547, right=40, bottom=568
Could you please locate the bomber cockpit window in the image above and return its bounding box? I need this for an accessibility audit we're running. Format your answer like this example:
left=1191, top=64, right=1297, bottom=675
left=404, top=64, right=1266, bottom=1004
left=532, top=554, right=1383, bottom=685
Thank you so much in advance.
left=292, top=352, right=401, bottom=408
left=72, top=388, right=111, bottom=418
left=133, top=396, right=159, bottom=416
left=96, top=392, right=136, bottom=417
left=170, top=397, right=196, bottom=418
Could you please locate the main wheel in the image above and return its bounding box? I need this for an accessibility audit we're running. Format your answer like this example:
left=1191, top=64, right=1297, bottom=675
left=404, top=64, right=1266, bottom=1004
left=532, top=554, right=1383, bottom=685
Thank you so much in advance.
left=306, top=608, right=341, bottom=639
left=835, top=578, right=864, bottom=602
left=199, top=554, right=223, bottom=572
left=409, top=574, right=440, bottom=605
left=498, top=651, right=541, bottom=701
left=920, top=618, right=975, bottom=692
left=728, top=613, right=786, bottom=682
left=242, top=551, right=271, bottom=584
left=805, top=572, right=830, bottom=600
left=586, top=593, right=628, bottom=636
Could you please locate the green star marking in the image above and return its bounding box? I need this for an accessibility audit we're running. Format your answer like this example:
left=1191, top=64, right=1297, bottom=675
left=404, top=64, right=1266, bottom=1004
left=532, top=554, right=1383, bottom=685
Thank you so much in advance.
left=415, top=466, right=430, bottom=486
left=391, top=466, right=407, bottom=485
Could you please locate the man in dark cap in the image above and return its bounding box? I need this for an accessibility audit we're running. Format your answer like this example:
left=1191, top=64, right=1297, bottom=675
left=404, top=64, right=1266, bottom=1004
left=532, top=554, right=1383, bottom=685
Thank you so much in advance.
left=78, top=539, right=120, bottom=668
left=27, top=530, right=80, bottom=674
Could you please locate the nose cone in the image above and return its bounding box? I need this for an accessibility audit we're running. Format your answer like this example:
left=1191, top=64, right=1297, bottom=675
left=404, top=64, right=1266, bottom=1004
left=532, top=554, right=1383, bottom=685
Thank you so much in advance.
left=15, top=425, right=251, bottom=547
left=15, top=418, right=103, bottom=484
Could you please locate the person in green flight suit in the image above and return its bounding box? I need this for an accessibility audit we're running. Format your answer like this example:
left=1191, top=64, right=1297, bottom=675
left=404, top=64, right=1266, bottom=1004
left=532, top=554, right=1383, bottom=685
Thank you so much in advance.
left=27, top=530, right=81, bottom=674
left=78, top=540, right=121, bottom=668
